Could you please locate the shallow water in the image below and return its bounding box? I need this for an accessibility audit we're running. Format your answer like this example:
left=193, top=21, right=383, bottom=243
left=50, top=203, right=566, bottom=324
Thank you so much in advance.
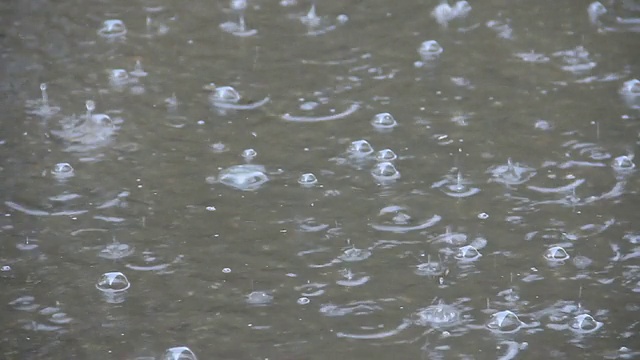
left=1, top=0, right=640, bottom=359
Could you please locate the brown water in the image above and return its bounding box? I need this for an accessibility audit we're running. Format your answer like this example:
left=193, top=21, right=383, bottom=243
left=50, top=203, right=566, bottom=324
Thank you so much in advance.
left=1, top=0, right=640, bottom=359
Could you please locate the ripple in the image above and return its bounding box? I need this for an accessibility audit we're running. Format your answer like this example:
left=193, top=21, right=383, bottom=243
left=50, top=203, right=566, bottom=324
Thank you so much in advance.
left=282, top=103, right=360, bottom=122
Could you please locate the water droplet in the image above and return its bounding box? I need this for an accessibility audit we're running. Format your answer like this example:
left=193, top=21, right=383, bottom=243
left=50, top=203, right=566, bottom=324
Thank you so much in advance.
left=51, top=163, right=74, bottom=179
left=241, top=148, right=257, bottom=162
left=246, top=291, right=274, bottom=306
left=415, top=303, right=460, bottom=326
left=371, top=161, right=401, bottom=182
left=569, top=314, right=602, bottom=333
left=371, top=112, right=398, bottom=131
left=97, top=19, right=127, bottom=39
left=588, top=2, right=607, bottom=24
left=415, top=259, right=446, bottom=276
left=217, top=164, right=269, bottom=191
left=163, top=346, right=197, bottom=360
left=486, top=310, right=523, bottom=333
left=347, top=139, right=374, bottom=158
left=477, top=212, right=489, bottom=219
left=621, top=79, right=640, bottom=96
left=339, top=246, right=372, bottom=262
left=109, top=69, right=132, bottom=90
left=130, top=59, right=148, bottom=77
left=98, top=240, right=134, bottom=260
left=96, top=272, right=131, bottom=293
left=298, top=172, right=318, bottom=186
left=418, top=40, right=443, bottom=61
left=211, top=86, right=240, bottom=104
left=297, top=297, right=310, bottom=305
left=222, top=267, right=231, bottom=273
left=26, top=83, right=61, bottom=117
left=544, top=246, right=570, bottom=262
left=489, top=158, right=536, bottom=186
left=612, top=155, right=635, bottom=173
left=375, top=149, right=397, bottom=162
left=454, top=245, right=482, bottom=261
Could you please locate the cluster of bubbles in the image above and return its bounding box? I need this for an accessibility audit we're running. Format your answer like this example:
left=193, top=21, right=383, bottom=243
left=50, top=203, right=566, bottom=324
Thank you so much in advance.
left=12, top=0, right=640, bottom=358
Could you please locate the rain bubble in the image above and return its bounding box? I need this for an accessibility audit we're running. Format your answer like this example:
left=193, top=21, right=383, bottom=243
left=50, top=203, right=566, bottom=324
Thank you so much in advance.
left=97, top=19, right=127, bottom=39
left=620, top=79, right=640, bottom=109
left=371, top=112, right=398, bottom=131
left=297, top=297, right=310, bottom=305
left=376, top=149, right=397, bottom=162
left=612, top=155, right=635, bottom=172
left=108, top=69, right=132, bottom=90
left=51, top=163, right=74, bottom=179
left=217, top=164, right=269, bottom=191
left=418, top=40, right=443, bottom=61
left=486, top=310, right=523, bottom=333
left=298, top=173, right=318, bottom=186
left=163, top=346, right=197, bottom=360
left=371, top=161, right=401, bottom=183
left=544, top=246, right=570, bottom=262
left=246, top=291, right=274, bottom=306
left=588, top=2, right=607, bottom=25
left=347, top=139, right=374, bottom=158
left=454, top=245, right=482, bottom=261
left=569, top=314, right=602, bottom=333
left=211, top=86, right=241, bottom=104
left=96, top=272, right=130, bottom=293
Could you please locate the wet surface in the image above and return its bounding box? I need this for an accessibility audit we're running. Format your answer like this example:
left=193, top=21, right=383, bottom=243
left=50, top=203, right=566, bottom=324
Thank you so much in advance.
left=1, top=0, right=640, bottom=359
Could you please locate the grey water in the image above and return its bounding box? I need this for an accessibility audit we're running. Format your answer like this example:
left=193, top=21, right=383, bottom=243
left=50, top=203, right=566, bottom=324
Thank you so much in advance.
left=1, top=0, right=640, bottom=359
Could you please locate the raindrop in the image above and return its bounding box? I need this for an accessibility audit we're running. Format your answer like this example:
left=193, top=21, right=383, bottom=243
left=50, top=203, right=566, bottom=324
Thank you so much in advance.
left=298, top=173, right=318, bottom=186
left=96, top=272, right=131, bottom=293
left=130, top=59, right=148, bottom=77
left=339, top=246, right=372, bottom=262
left=486, top=310, right=523, bottom=333
left=297, top=297, right=310, bottom=305
left=217, top=164, right=269, bottom=191
left=371, top=161, right=401, bottom=183
left=51, top=163, right=74, bottom=179
left=415, top=256, right=447, bottom=276
left=569, top=314, right=602, bottom=333
left=246, top=291, right=274, bottom=306
left=371, top=112, right=398, bottom=131
left=347, top=139, right=374, bottom=158
left=454, top=245, right=482, bottom=261
left=544, top=246, right=570, bottom=262
left=418, top=40, right=443, bottom=61
left=163, top=346, right=197, bottom=360
left=612, top=155, right=635, bottom=173
left=97, top=19, right=127, bottom=39
left=415, top=302, right=460, bottom=327
left=588, top=1, right=607, bottom=25
left=26, top=83, right=61, bottom=117
left=620, top=79, right=640, bottom=109
left=211, top=86, right=240, bottom=104
left=477, top=212, right=489, bottom=219
left=98, top=238, right=134, bottom=260
left=222, top=267, right=231, bottom=273
left=241, top=148, right=257, bottom=162
left=375, top=149, right=397, bottom=162
left=432, top=1, right=472, bottom=27
left=220, top=0, right=258, bottom=37
left=432, top=170, right=480, bottom=197
left=488, top=158, right=536, bottom=186
left=108, top=69, right=132, bottom=90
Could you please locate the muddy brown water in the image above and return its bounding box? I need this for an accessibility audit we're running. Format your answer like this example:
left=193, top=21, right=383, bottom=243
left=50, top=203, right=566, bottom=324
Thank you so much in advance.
left=1, top=0, right=639, bottom=359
